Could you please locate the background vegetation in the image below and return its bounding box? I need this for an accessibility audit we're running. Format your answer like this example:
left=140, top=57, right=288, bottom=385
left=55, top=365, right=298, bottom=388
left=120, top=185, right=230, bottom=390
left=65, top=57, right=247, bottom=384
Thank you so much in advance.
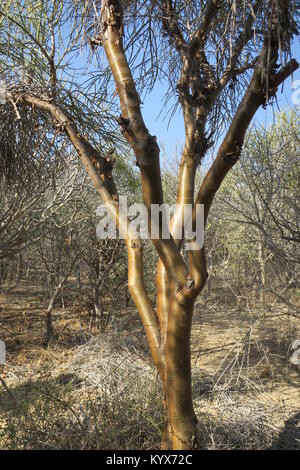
left=0, top=109, right=299, bottom=449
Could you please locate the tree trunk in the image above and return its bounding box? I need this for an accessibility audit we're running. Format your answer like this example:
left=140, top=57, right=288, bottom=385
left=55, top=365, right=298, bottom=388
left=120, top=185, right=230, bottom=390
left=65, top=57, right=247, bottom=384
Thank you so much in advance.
left=162, top=293, right=197, bottom=450
left=8, top=0, right=297, bottom=451
left=258, top=241, right=266, bottom=303
left=155, top=267, right=199, bottom=449
left=43, top=263, right=76, bottom=346
left=16, top=253, right=23, bottom=281
left=76, top=263, right=81, bottom=292
left=44, top=311, right=55, bottom=347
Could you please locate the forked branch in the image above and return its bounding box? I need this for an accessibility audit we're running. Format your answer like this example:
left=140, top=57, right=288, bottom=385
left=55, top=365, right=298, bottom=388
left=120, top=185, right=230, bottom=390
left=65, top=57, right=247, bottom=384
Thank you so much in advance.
left=100, top=0, right=188, bottom=286
left=5, top=91, right=163, bottom=377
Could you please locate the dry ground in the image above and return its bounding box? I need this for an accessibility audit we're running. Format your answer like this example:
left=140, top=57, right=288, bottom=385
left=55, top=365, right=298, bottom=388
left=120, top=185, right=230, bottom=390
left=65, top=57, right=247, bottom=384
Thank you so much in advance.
left=0, top=282, right=299, bottom=449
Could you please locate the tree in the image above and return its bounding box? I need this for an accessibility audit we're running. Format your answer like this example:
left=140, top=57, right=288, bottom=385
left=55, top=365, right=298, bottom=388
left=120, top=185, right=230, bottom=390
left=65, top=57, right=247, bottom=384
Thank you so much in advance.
left=0, top=103, right=70, bottom=260
left=216, top=110, right=300, bottom=304
left=0, top=0, right=299, bottom=449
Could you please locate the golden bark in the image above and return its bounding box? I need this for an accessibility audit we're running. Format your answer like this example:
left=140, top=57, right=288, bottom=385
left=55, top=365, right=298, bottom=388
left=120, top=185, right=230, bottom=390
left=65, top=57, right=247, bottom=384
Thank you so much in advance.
left=99, top=0, right=298, bottom=450
left=7, top=0, right=298, bottom=450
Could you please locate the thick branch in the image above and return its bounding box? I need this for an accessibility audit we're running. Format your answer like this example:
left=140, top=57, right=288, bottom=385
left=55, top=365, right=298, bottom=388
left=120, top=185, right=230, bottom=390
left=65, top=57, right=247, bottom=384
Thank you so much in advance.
left=5, top=91, right=163, bottom=376
left=187, top=0, right=298, bottom=288
left=161, top=0, right=186, bottom=54
left=101, top=0, right=187, bottom=286
left=7, top=93, right=117, bottom=203
left=197, top=57, right=298, bottom=221
left=194, top=0, right=221, bottom=43
left=128, top=238, right=166, bottom=382
left=188, top=58, right=298, bottom=285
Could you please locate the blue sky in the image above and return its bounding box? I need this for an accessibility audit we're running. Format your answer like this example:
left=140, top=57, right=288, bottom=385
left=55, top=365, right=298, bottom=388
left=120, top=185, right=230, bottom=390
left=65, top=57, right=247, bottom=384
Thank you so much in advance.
left=141, top=41, right=300, bottom=158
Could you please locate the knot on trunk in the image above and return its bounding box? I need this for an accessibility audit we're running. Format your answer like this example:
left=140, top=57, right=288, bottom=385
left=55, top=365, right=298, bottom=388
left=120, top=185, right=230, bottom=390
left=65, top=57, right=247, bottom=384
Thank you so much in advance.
left=222, top=141, right=242, bottom=165
left=185, top=278, right=195, bottom=290
left=117, top=114, right=130, bottom=133
left=87, top=36, right=103, bottom=51
left=130, top=238, right=141, bottom=249
left=101, top=0, right=123, bottom=34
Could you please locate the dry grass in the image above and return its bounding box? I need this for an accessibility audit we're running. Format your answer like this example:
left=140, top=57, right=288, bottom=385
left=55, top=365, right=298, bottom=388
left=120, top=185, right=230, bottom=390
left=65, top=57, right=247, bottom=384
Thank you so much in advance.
left=0, top=284, right=299, bottom=449
left=0, top=368, right=162, bottom=449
